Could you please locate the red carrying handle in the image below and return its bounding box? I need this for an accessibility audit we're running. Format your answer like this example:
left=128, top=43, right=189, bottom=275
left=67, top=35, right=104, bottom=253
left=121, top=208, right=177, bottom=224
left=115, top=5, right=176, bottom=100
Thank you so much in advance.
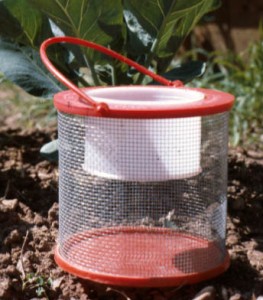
left=40, top=36, right=183, bottom=113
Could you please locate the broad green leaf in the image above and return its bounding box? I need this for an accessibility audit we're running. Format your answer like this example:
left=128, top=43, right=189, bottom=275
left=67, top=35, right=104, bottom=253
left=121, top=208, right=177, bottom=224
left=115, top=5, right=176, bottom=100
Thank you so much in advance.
left=0, top=1, right=73, bottom=87
left=124, top=0, right=220, bottom=73
left=123, top=9, right=153, bottom=55
left=0, top=3, right=24, bottom=41
left=156, top=0, right=220, bottom=57
left=1, top=0, right=51, bottom=46
left=28, top=0, right=124, bottom=47
left=40, top=140, right=58, bottom=162
left=28, top=0, right=125, bottom=85
left=0, top=0, right=220, bottom=90
left=151, top=61, right=207, bottom=84
left=0, top=39, right=62, bottom=98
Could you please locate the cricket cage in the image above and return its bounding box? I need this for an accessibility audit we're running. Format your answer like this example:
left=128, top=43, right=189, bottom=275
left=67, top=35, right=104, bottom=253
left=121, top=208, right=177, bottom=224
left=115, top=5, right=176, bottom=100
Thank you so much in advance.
left=40, top=36, right=234, bottom=287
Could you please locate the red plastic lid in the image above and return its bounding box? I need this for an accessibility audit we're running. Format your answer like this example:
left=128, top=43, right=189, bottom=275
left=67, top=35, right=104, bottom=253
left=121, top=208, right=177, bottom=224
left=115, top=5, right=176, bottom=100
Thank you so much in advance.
left=54, top=86, right=234, bottom=118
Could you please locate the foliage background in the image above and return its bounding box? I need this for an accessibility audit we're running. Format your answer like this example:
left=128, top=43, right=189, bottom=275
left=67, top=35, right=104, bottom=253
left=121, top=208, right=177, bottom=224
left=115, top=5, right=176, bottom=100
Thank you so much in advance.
left=0, top=0, right=219, bottom=95
left=0, top=0, right=262, bottom=148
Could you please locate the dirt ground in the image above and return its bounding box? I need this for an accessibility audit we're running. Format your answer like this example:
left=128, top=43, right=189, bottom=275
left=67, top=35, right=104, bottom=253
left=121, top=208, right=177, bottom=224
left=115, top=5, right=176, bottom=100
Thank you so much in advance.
left=0, top=106, right=263, bottom=299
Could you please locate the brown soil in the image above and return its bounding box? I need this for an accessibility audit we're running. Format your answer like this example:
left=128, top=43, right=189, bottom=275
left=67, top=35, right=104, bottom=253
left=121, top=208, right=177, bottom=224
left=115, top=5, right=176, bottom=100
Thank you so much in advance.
left=0, top=125, right=262, bottom=299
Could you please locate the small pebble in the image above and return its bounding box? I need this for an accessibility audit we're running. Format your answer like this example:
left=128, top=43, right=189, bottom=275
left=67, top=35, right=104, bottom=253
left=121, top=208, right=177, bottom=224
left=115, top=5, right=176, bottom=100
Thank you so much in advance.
left=51, top=276, right=64, bottom=290
left=192, top=286, right=216, bottom=300
left=2, top=199, right=18, bottom=211
left=227, top=234, right=239, bottom=246
left=41, top=225, right=49, bottom=232
left=37, top=170, right=53, bottom=180
left=230, top=293, right=242, bottom=300
left=256, top=297, right=263, bottom=300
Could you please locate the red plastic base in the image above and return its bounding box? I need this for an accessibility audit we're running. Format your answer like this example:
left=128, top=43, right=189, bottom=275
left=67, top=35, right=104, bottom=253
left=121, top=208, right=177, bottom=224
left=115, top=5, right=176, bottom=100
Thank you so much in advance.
left=55, top=227, right=230, bottom=287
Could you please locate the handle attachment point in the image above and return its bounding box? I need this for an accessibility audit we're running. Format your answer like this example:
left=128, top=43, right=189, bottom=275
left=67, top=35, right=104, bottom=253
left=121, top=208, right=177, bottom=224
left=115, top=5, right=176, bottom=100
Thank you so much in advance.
left=96, top=102, right=110, bottom=114
left=171, top=80, right=184, bottom=87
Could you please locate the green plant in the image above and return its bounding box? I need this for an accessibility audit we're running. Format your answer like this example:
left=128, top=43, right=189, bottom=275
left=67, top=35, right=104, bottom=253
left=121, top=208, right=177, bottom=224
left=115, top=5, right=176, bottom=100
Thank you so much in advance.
left=0, top=0, right=219, bottom=95
left=22, top=272, right=52, bottom=298
left=188, top=33, right=263, bottom=147
left=0, top=0, right=220, bottom=157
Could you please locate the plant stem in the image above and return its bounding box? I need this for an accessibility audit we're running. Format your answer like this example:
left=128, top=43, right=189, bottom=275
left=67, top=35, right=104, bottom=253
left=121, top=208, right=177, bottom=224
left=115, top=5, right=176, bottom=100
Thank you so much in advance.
left=111, top=64, right=117, bottom=86
left=82, top=52, right=100, bottom=86
left=20, top=230, right=29, bottom=280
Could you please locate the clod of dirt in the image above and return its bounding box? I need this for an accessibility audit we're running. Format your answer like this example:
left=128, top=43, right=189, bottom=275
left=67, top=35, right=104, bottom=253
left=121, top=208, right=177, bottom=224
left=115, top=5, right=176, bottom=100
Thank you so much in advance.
left=51, top=276, right=64, bottom=291
left=0, top=199, right=19, bottom=222
left=48, top=202, right=58, bottom=222
left=0, top=277, right=12, bottom=298
left=5, top=265, right=20, bottom=277
left=247, top=249, right=263, bottom=270
left=0, top=253, right=11, bottom=268
left=37, top=239, right=50, bottom=252
left=227, top=234, right=239, bottom=246
left=0, top=199, right=18, bottom=211
left=4, top=229, right=22, bottom=246
left=33, top=213, right=45, bottom=226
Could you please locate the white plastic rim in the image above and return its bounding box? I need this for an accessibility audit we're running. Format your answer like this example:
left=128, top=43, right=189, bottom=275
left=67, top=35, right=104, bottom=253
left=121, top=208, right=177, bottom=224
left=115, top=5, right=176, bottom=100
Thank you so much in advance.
left=83, top=87, right=202, bottom=181
left=86, top=86, right=204, bottom=109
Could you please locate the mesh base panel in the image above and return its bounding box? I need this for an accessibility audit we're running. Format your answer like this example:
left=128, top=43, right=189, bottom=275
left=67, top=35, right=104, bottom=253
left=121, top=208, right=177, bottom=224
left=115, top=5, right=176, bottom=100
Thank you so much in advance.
left=57, top=112, right=229, bottom=286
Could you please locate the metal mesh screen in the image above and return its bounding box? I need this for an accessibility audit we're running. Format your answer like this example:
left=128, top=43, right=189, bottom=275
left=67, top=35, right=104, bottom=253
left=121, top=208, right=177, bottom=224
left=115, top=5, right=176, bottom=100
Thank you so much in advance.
left=57, top=112, right=229, bottom=285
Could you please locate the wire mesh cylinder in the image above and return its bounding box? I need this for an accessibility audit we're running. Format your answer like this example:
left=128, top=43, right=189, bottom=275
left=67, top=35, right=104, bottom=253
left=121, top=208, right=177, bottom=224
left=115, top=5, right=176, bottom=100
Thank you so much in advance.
left=55, top=111, right=230, bottom=286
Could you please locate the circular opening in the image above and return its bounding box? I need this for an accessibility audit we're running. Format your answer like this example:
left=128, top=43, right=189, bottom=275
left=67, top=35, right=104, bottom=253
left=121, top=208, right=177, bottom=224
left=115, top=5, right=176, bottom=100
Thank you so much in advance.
left=86, top=87, right=204, bottom=108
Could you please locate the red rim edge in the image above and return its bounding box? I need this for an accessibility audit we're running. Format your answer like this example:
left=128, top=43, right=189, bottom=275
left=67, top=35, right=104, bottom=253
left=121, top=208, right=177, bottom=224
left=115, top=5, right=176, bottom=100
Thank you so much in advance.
left=54, top=86, right=234, bottom=118
left=54, top=244, right=230, bottom=288
left=54, top=228, right=230, bottom=287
